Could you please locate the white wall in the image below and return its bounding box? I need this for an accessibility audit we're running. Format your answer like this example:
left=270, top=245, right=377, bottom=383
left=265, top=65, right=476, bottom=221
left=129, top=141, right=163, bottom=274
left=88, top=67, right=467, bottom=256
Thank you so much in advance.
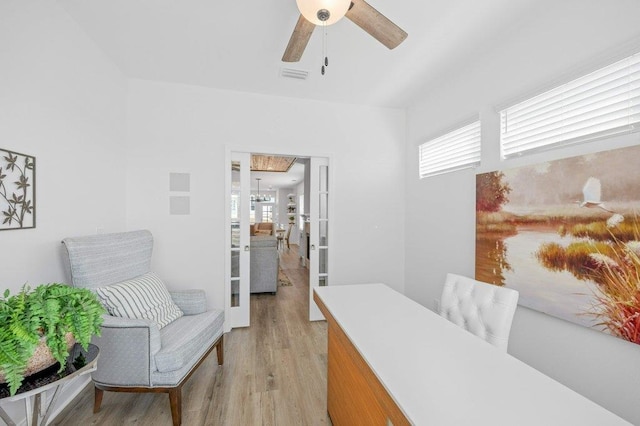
left=276, top=188, right=290, bottom=228
left=0, top=1, right=127, bottom=292
left=0, top=0, right=127, bottom=421
left=276, top=187, right=299, bottom=244
left=125, top=79, right=406, bottom=311
left=404, top=1, right=640, bottom=423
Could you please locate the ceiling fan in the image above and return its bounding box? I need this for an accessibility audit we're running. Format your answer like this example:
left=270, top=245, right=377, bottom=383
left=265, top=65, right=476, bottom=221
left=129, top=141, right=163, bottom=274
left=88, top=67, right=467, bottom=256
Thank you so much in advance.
left=282, top=0, right=408, bottom=63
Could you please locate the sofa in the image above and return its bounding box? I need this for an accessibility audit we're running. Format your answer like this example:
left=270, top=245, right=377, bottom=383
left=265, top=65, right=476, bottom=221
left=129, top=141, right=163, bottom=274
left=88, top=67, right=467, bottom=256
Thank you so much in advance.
left=250, top=234, right=279, bottom=294
left=251, top=221, right=275, bottom=236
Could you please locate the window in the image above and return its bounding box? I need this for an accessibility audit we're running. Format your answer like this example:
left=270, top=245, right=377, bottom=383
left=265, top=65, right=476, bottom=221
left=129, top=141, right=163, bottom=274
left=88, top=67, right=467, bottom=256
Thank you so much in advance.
left=418, top=120, right=481, bottom=178
left=262, top=205, right=273, bottom=223
left=500, top=52, right=640, bottom=158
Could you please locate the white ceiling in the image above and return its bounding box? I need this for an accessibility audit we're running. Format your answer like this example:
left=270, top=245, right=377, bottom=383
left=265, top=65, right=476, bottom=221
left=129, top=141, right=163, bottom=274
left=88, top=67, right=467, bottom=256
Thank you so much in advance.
left=55, top=0, right=640, bottom=189
left=57, top=1, right=640, bottom=109
left=56, top=1, right=640, bottom=109
left=57, top=0, right=550, bottom=108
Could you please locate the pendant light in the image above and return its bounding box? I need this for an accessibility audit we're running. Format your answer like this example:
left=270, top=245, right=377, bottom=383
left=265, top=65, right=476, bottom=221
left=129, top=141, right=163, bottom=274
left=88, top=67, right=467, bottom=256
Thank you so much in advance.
left=253, top=178, right=271, bottom=202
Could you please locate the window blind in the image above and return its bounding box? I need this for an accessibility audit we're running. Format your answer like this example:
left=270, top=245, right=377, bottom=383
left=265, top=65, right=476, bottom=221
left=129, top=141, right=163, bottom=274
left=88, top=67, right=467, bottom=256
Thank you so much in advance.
left=500, top=52, right=640, bottom=158
left=419, top=120, right=481, bottom=178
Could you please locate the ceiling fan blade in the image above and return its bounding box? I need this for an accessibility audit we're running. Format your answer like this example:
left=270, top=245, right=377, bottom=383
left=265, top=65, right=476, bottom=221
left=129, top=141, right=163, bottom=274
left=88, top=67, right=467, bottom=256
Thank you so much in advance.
left=345, top=0, right=407, bottom=49
left=282, top=15, right=315, bottom=62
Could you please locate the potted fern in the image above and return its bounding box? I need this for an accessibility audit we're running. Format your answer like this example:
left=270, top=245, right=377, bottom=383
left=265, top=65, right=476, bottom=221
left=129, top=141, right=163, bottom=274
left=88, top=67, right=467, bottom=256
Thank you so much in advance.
left=0, top=283, right=105, bottom=395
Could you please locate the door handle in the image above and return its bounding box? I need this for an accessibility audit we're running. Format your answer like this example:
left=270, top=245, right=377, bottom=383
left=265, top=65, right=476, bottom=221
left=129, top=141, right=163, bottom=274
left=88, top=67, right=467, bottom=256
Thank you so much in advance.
left=244, top=245, right=250, bottom=251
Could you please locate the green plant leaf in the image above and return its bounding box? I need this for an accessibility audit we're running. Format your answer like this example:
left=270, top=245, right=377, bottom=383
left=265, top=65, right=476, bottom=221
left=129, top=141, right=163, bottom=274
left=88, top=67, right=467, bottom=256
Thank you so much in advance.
left=0, top=283, right=105, bottom=395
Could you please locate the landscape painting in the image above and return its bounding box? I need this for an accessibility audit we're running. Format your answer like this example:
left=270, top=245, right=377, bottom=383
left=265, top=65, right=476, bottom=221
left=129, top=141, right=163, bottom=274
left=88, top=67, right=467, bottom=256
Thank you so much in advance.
left=476, top=144, right=640, bottom=345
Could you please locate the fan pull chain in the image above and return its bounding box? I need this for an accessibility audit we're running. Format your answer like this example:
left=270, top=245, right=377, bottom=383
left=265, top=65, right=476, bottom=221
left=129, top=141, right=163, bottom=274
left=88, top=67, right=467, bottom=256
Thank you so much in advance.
left=321, top=22, right=328, bottom=75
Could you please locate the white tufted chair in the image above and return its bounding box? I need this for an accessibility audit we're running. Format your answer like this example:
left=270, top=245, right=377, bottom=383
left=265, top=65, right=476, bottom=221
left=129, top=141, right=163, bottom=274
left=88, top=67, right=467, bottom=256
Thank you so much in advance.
left=439, top=273, right=519, bottom=352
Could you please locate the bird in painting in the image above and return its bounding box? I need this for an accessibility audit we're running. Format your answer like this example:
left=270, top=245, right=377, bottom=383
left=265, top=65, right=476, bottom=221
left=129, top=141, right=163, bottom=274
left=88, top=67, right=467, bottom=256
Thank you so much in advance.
left=579, top=177, right=614, bottom=213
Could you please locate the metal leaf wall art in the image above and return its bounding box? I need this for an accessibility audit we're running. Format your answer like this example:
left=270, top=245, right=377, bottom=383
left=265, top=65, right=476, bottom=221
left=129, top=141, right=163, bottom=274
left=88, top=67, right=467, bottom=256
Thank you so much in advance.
left=0, top=148, right=35, bottom=230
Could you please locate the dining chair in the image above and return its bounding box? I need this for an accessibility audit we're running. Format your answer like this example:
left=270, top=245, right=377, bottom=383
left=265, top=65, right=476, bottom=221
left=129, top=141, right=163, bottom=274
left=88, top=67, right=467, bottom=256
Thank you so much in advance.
left=438, top=273, right=519, bottom=352
left=276, top=227, right=285, bottom=250
left=284, top=223, right=293, bottom=249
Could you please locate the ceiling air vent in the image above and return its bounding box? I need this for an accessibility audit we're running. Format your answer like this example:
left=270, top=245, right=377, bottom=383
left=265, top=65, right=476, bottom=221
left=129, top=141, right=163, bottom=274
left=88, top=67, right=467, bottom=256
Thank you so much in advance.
left=280, top=68, right=309, bottom=80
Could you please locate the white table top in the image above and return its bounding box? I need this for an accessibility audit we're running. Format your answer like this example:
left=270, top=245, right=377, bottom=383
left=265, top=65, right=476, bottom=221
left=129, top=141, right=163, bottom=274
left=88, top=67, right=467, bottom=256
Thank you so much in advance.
left=314, top=283, right=629, bottom=426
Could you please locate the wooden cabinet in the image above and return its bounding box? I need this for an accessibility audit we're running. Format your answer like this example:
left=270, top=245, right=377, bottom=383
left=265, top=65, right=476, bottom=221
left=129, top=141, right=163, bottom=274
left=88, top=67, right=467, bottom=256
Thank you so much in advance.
left=314, top=292, right=409, bottom=426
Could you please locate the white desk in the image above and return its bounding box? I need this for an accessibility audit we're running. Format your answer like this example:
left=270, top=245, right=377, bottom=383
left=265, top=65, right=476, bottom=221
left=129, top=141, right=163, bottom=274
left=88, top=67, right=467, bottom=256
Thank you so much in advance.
left=314, top=284, right=629, bottom=426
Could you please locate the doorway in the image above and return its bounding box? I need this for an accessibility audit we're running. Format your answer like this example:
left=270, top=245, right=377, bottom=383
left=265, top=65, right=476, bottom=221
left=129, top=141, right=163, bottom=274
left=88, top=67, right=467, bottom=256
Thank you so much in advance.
left=225, top=152, right=331, bottom=329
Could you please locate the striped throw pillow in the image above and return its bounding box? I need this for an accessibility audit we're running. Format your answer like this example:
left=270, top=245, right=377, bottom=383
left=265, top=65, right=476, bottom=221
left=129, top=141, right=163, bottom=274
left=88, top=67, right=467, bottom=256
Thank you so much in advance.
left=96, top=272, right=184, bottom=329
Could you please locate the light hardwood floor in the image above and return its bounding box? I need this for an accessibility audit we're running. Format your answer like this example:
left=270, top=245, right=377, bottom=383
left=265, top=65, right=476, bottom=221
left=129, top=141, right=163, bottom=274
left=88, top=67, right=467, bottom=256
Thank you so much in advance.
left=53, top=245, right=330, bottom=425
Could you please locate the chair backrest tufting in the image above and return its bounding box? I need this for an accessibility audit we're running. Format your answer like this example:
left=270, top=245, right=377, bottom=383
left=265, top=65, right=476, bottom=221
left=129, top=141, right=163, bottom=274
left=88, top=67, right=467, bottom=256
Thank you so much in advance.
left=439, top=273, right=519, bottom=352
left=62, top=230, right=153, bottom=289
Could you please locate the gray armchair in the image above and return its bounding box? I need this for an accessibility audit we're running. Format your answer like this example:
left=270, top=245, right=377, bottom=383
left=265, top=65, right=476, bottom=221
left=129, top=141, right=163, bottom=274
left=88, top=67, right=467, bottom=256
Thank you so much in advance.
left=61, top=230, right=224, bottom=426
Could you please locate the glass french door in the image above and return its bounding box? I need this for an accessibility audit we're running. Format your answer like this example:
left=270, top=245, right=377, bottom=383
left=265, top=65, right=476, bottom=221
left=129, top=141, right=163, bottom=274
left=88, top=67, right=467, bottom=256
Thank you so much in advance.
left=227, top=152, right=250, bottom=328
left=309, top=157, right=330, bottom=321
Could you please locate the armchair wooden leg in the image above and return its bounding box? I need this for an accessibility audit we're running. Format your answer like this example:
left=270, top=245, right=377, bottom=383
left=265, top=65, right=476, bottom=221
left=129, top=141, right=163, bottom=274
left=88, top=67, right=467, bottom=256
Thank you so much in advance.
left=216, top=335, right=224, bottom=365
left=169, top=387, right=182, bottom=426
left=93, top=386, right=104, bottom=413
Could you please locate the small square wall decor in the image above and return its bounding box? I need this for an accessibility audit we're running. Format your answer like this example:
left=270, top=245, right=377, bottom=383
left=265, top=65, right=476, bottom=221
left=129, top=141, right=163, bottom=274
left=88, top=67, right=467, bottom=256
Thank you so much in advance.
left=169, top=173, right=190, bottom=192
left=0, top=148, right=35, bottom=230
left=170, top=196, right=190, bottom=215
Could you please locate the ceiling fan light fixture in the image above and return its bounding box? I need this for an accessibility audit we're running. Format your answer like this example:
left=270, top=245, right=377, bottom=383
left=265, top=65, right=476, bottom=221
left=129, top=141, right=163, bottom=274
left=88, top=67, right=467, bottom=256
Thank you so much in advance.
left=296, top=0, right=351, bottom=26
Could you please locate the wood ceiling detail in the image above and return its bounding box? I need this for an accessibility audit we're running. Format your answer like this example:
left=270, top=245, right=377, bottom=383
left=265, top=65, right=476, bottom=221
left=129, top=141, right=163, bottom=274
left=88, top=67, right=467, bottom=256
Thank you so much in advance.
left=251, top=155, right=297, bottom=172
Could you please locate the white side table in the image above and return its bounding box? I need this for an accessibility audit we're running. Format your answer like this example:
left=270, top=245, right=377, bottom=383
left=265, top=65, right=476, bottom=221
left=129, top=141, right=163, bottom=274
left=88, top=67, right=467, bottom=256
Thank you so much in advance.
left=0, top=344, right=99, bottom=426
